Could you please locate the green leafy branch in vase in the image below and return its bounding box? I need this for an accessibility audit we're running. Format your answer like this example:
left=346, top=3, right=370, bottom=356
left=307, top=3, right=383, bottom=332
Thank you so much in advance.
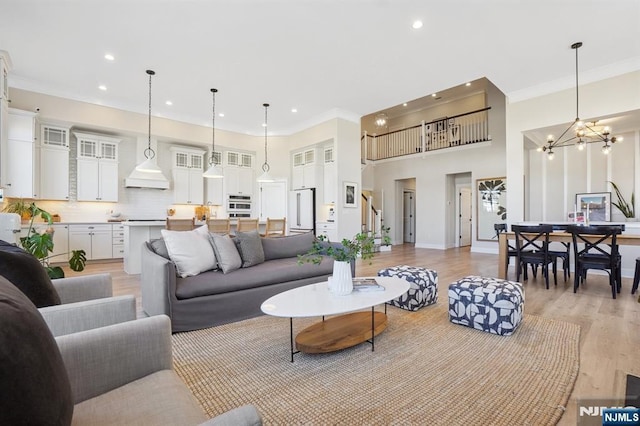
left=20, top=203, right=86, bottom=278
left=297, top=233, right=376, bottom=265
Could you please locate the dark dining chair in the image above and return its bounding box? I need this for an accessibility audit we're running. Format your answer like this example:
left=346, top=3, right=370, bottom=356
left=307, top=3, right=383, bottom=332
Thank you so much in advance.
left=542, top=224, right=571, bottom=281
left=512, top=224, right=556, bottom=289
left=566, top=225, right=622, bottom=299
left=494, top=223, right=518, bottom=279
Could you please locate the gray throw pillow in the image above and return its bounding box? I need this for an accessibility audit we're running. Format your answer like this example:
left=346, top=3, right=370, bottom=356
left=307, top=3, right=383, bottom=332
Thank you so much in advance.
left=235, top=230, right=265, bottom=268
left=209, top=233, right=242, bottom=274
left=262, top=231, right=315, bottom=260
left=149, top=238, right=170, bottom=260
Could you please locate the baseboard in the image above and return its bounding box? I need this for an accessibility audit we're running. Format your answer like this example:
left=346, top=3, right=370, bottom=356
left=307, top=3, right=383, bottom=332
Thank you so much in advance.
left=414, top=243, right=445, bottom=250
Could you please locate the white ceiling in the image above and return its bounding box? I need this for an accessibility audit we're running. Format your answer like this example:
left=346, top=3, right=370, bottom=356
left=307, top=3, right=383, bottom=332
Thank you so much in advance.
left=1, top=0, right=640, bottom=136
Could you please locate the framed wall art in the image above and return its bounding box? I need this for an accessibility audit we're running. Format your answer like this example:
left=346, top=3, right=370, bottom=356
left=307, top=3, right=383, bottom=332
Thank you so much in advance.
left=575, top=192, right=611, bottom=222
left=344, top=181, right=357, bottom=208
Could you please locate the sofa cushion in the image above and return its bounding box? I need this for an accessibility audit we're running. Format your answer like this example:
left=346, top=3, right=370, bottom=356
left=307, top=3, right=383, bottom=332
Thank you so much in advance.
left=209, top=233, right=242, bottom=274
left=0, top=239, right=61, bottom=308
left=235, top=230, right=265, bottom=268
left=161, top=225, right=217, bottom=278
left=261, top=232, right=315, bottom=261
left=175, top=256, right=335, bottom=299
left=0, top=275, right=73, bottom=425
left=149, top=238, right=170, bottom=260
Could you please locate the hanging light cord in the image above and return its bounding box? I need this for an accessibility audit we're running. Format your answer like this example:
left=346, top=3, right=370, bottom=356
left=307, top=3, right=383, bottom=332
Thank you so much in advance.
left=262, top=103, right=270, bottom=172
left=210, top=88, right=217, bottom=166
left=573, top=42, right=581, bottom=121
left=145, top=69, right=156, bottom=160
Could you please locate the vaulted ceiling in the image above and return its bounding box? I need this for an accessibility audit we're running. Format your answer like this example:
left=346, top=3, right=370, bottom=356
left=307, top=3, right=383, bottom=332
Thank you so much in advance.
left=1, top=0, right=639, bottom=136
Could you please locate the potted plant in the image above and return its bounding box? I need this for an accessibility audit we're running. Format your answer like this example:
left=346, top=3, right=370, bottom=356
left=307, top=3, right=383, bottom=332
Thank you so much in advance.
left=2, top=198, right=33, bottom=222
left=609, top=181, right=635, bottom=220
left=379, top=225, right=392, bottom=252
left=298, top=232, right=375, bottom=295
left=19, top=202, right=87, bottom=278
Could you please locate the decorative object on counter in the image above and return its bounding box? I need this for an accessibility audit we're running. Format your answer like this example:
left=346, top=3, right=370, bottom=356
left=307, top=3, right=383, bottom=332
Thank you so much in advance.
left=2, top=198, right=32, bottom=222
left=298, top=233, right=375, bottom=295
left=576, top=192, right=611, bottom=222
left=203, top=88, right=224, bottom=179
left=194, top=205, right=210, bottom=221
left=538, top=42, right=621, bottom=159
left=256, top=103, right=274, bottom=182
left=609, top=181, right=635, bottom=220
left=167, top=208, right=176, bottom=216
left=18, top=202, right=86, bottom=278
left=51, top=214, right=61, bottom=222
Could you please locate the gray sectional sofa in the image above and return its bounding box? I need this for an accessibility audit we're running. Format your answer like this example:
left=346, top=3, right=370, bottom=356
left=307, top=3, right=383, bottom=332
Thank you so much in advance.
left=141, top=231, right=352, bottom=332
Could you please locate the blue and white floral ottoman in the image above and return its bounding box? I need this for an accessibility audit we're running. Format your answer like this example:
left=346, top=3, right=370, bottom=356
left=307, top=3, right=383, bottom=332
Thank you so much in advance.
left=377, top=265, right=438, bottom=311
left=448, top=276, right=524, bottom=336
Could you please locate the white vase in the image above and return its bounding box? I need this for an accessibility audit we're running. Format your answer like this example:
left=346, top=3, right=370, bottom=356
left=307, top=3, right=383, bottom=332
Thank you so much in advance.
left=331, top=260, right=353, bottom=295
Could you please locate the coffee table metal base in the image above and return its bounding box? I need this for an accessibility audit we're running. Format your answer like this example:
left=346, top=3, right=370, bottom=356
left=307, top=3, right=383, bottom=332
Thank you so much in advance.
left=288, top=306, right=387, bottom=362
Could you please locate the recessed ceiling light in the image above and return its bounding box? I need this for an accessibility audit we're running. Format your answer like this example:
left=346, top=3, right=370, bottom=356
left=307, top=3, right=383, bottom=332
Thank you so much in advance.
left=412, top=20, right=423, bottom=29
left=165, top=100, right=173, bottom=106
left=218, top=113, right=224, bottom=117
left=98, top=85, right=107, bottom=91
left=291, top=108, right=298, bottom=113
left=104, top=53, right=114, bottom=61
left=431, top=93, right=437, bottom=97
left=262, top=123, right=267, bottom=127
left=403, top=103, right=408, bottom=107
left=465, top=82, right=471, bottom=87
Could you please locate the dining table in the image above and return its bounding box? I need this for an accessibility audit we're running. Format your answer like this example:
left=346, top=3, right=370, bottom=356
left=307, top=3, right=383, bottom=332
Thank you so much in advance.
left=497, top=229, right=640, bottom=279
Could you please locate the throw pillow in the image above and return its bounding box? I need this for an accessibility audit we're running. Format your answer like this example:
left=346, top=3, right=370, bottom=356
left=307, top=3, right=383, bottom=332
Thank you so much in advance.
left=209, top=233, right=242, bottom=274
left=149, top=238, right=170, bottom=260
left=235, top=230, right=265, bottom=268
left=160, top=225, right=217, bottom=278
left=0, top=275, right=73, bottom=425
left=0, top=240, right=61, bottom=308
left=262, top=231, right=315, bottom=260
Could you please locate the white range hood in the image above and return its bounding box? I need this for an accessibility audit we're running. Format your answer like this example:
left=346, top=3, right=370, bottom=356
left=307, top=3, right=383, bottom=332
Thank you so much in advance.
left=124, top=136, right=170, bottom=189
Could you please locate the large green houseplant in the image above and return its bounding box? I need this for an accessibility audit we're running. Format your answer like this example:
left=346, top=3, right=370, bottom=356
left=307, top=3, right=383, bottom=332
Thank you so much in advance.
left=17, top=203, right=86, bottom=278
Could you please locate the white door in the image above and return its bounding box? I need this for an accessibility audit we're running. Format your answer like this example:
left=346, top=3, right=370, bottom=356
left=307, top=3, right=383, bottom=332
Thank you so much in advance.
left=459, top=187, right=472, bottom=247
left=403, top=191, right=415, bottom=243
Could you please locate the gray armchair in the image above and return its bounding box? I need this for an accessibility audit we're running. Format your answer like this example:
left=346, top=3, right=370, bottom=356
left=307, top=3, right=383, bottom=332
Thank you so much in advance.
left=58, top=315, right=262, bottom=425
left=40, top=273, right=136, bottom=336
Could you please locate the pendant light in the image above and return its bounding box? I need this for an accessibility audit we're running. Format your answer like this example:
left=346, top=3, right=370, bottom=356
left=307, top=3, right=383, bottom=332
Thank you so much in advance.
left=257, top=103, right=275, bottom=182
left=203, top=88, right=224, bottom=178
left=135, top=69, right=162, bottom=173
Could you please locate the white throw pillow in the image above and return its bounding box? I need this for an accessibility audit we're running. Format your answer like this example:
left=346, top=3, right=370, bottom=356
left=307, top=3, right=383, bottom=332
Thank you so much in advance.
left=161, top=225, right=217, bottom=278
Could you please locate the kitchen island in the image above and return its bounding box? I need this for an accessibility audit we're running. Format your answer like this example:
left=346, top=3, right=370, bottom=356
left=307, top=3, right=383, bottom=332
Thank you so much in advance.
left=123, top=220, right=165, bottom=274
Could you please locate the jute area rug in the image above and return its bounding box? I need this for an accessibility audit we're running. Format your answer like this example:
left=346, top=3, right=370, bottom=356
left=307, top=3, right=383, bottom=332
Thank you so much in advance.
left=172, top=304, right=580, bottom=425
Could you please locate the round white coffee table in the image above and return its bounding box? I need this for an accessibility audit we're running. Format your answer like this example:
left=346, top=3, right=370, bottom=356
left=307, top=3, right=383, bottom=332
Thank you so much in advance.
left=261, top=276, right=409, bottom=362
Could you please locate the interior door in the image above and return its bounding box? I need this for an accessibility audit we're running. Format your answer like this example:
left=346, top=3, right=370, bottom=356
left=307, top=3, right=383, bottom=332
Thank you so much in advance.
left=459, top=187, right=472, bottom=246
left=259, top=181, right=287, bottom=221
left=403, top=191, right=415, bottom=243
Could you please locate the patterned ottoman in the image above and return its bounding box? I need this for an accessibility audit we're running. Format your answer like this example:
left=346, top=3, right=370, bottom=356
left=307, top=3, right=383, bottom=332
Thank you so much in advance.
left=448, top=276, right=524, bottom=336
left=377, top=265, right=438, bottom=311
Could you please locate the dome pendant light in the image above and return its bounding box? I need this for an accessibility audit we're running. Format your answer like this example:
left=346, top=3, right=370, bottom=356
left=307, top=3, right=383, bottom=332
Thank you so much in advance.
left=257, top=103, right=275, bottom=183
left=135, top=69, right=163, bottom=173
left=203, top=88, right=224, bottom=178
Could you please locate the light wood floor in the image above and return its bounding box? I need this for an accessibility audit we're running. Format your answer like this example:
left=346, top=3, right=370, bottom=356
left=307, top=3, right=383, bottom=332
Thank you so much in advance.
left=64, top=244, right=640, bottom=425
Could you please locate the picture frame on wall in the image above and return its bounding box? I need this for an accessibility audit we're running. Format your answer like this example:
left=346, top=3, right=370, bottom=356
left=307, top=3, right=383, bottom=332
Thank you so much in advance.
left=575, top=192, right=611, bottom=222
left=344, top=181, right=357, bottom=208
left=476, top=177, right=507, bottom=241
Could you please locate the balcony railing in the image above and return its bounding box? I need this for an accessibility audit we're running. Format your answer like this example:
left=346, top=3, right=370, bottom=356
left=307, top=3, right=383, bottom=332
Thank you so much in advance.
left=362, top=107, right=491, bottom=161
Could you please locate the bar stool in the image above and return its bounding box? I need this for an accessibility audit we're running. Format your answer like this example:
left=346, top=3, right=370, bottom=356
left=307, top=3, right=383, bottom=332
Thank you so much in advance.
left=632, top=257, right=640, bottom=294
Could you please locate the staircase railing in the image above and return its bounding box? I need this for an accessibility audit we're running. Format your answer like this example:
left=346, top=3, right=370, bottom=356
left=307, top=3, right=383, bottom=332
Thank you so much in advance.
left=362, top=107, right=491, bottom=161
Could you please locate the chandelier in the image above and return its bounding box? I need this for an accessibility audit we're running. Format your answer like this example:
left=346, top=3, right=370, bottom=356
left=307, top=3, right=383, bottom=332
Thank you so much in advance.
left=539, top=42, right=622, bottom=160
left=375, top=113, right=388, bottom=128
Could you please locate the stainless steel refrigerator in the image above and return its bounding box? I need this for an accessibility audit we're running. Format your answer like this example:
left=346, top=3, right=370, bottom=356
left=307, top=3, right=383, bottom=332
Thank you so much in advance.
left=288, top=188, right=316, bottom=235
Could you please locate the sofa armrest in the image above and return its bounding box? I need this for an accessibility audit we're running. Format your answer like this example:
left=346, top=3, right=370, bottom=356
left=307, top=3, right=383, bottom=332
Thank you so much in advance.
left=199, top=405, right=263, bottom=426
left=39, top=295, right=136, bottom=337
left=140, top=242, right=175, bottom=317
left=52, top=273, right=112, bottom=304
left=56, top=315, right=173, bottom=404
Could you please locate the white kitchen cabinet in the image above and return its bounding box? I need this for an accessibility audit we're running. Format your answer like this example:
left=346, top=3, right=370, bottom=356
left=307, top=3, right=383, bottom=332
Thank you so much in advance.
left=39, top=124, right=70, bottom=200
left=258, top=181, right=287, bottom=221
left=316, top=221, right=338, bottom=241
left=206, top=175, right=224, bottom=206
left=74, top=132, right=120, bottom=202
left=170, top=146, right=204, bottom=205
left=323, top=147, right=336, bottom=205
left=69, top=224, right=113, bottom=260
left=224, top=165, right=253, bottom=196
left=50, top=224, right=70, bottom=261
left=291, top=147, right=320, bottom=190
left=4, top=109, right=38, bottom=199
left=225, top=151, right=252, bottom=168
